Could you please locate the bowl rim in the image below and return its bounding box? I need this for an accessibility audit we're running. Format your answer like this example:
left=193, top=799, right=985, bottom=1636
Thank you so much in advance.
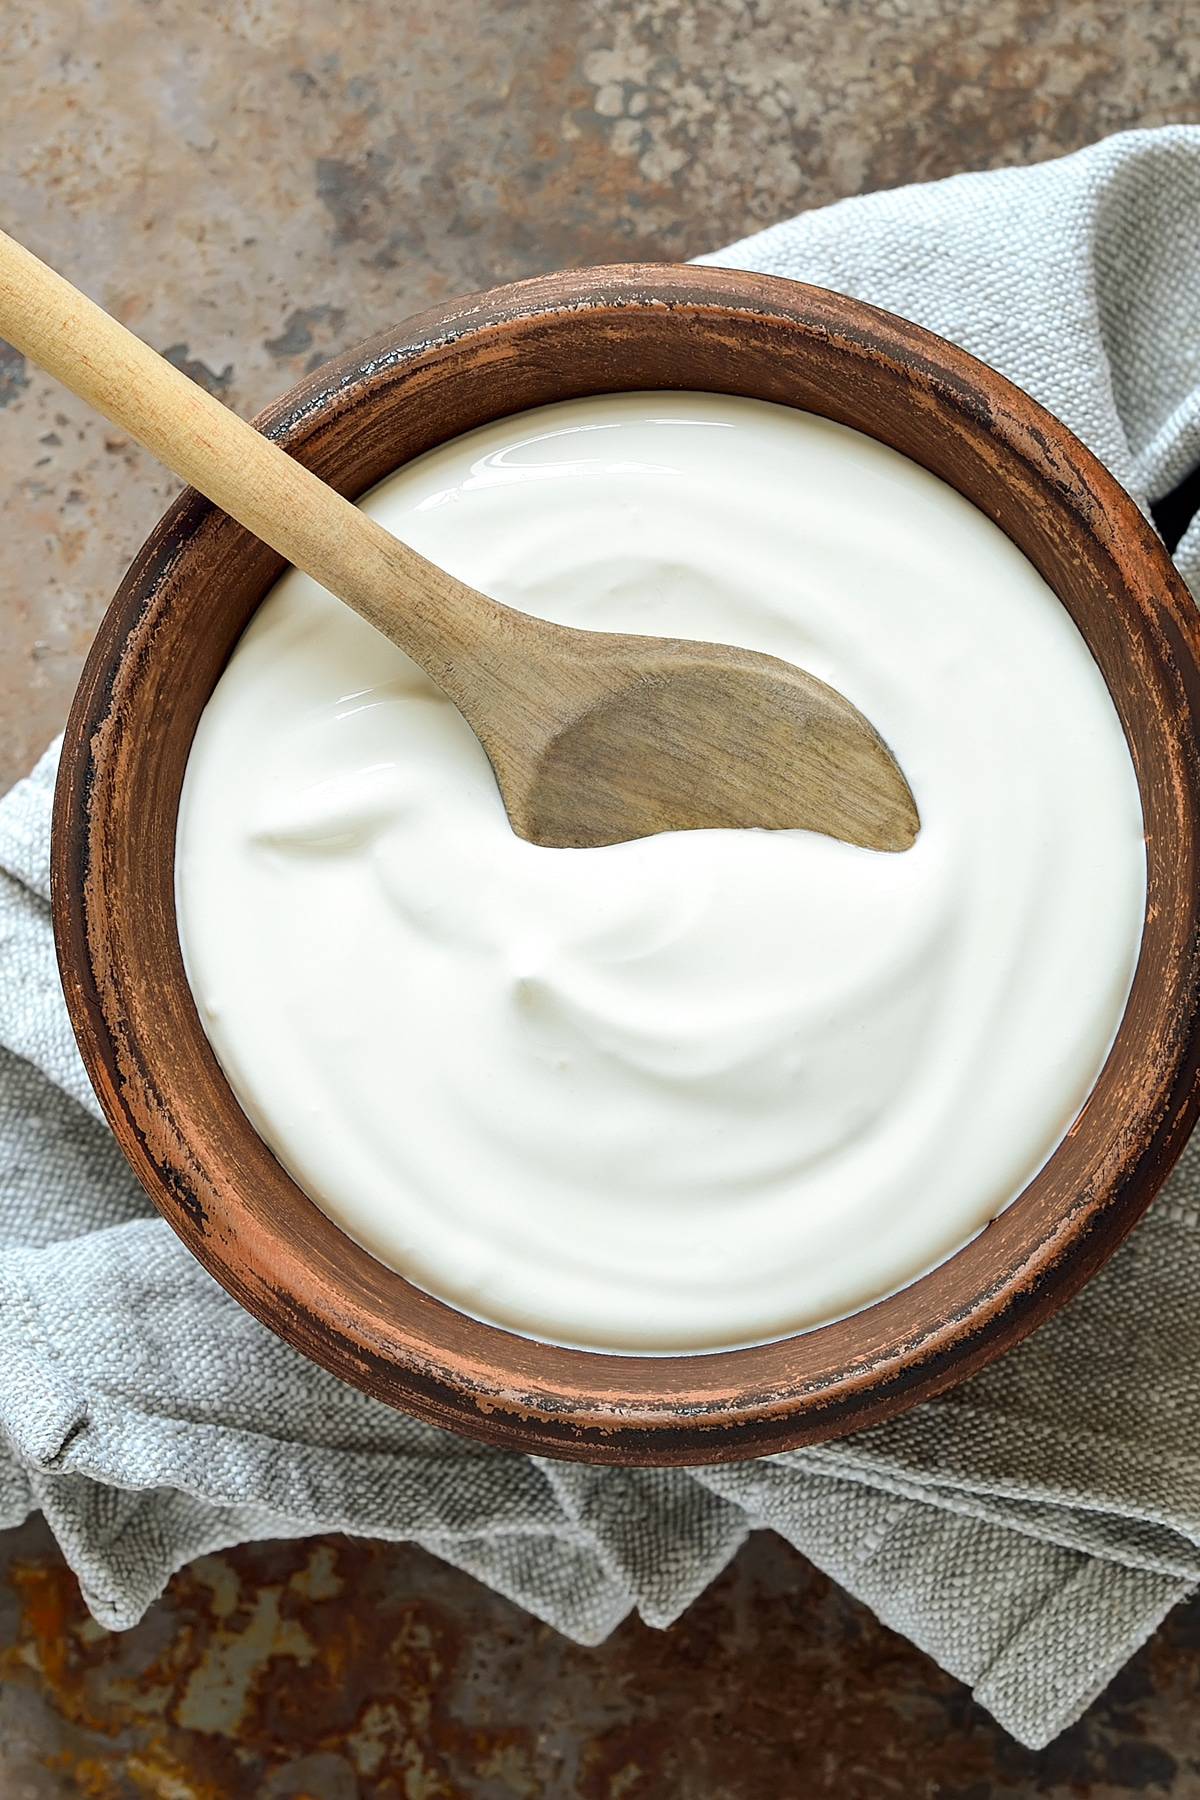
left=51, top=262, right=1200, bottom=1464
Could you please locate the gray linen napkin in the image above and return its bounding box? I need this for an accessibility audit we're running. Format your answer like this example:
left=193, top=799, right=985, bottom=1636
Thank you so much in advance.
left=3, top=125, right=1200, bottom=1751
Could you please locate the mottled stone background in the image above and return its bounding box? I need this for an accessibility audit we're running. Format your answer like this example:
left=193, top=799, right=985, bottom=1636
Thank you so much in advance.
left=2, top=1, right=1200, bottom=1794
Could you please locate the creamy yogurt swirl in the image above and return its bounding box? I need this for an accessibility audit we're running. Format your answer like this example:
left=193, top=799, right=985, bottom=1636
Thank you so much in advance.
left=176, top=393, right=1145, bottom=1351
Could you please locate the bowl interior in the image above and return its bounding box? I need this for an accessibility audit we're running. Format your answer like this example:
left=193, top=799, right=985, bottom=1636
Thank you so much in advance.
left=52, top=266, right=1200, bottom=1463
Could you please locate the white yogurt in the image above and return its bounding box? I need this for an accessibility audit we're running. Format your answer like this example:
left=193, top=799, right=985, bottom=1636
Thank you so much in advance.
left=176, top=392, right=1145, bottom=1352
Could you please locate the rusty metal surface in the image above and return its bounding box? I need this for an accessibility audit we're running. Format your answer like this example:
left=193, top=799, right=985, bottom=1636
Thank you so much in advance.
left=0, top=1515, right=1196, bottom=1798
left=4, top=0, right=1200, bottom=1791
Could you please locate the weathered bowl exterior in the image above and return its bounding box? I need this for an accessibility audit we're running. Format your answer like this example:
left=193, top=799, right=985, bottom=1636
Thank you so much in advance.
left=51, top=266, right=1200, bottom=1464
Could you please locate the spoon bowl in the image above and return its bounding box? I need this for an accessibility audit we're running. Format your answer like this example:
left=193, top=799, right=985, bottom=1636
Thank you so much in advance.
left=485, top=628, right=919, bottom=851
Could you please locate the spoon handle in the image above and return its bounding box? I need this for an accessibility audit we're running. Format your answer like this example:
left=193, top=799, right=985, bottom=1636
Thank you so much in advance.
left=0, top=228, right=512, bottom=682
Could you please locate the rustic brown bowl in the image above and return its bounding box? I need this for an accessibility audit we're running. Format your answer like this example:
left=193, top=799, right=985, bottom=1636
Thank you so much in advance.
left=52, top=265, right=1200, bottom=1465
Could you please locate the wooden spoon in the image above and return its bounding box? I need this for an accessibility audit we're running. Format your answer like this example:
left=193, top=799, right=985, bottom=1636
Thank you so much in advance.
left=0, top=230, right=919, bottom=852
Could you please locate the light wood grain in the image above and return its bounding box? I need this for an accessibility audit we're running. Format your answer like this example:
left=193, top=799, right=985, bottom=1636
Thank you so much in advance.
left=0, top=228, right=918, bottom=852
